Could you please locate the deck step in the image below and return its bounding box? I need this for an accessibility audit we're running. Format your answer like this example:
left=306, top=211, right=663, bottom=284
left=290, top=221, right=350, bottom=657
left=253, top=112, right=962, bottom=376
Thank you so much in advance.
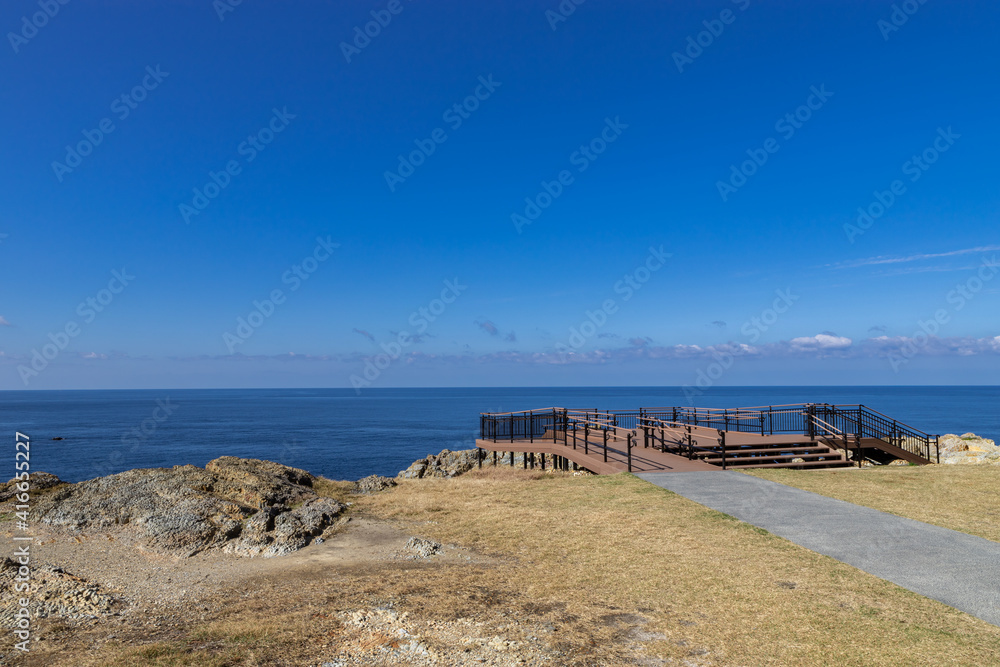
left=700, top=452, right=843, bottom=464
left=698, top=446, right=832, bottom=456
left=719, top=459, right=854, bottom=469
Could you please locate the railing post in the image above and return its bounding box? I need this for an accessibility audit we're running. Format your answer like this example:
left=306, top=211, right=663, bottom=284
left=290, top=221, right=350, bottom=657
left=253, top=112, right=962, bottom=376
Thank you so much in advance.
left=687, top=425, right=693, bottom=460
left=603, top=427, right=608, bottom=463
left=563, top=408, right=568, bottom=444
left=552, top=408, right=557, bottom=443
left=492, top=416, right=497, bottom=443
left=627, top=432, right=633, bottom=472
left=572, top=421, right=577, bottom=450
left=719, top=430, right=726, bottom=470
left=530, top=412, right=534, bottom=443
left=584, top=420, right=589, bottom=455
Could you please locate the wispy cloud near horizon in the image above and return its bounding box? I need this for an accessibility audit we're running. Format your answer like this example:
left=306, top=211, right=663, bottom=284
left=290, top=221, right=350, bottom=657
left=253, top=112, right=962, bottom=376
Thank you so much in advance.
left=832, top=245, right=1000, bottom=270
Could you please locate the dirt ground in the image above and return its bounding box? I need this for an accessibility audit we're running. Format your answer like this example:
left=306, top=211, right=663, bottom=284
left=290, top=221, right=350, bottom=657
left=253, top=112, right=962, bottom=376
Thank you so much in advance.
left=1, top=509, right=656, bottom=666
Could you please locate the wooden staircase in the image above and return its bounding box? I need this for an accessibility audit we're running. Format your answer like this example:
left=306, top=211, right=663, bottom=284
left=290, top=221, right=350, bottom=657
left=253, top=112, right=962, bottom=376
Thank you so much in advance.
left=657, top=432, right=854, bottom=470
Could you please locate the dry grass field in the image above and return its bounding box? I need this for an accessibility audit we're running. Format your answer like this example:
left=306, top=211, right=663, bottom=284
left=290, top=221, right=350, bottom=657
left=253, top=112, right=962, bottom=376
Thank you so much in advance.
left=744, top=465, right=1000, bottom=543
left=359, top=468, right=1000, bottom=666
left=7, top=468, right=1000, bottom=666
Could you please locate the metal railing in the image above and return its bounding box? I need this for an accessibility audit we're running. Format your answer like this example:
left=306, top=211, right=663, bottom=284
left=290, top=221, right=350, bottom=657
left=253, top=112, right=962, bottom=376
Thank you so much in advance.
left=480, top=402, right=940, bottom=465
left=639, top=416, right=729, bottom=469
left=808, top=404, right=939, bottom=463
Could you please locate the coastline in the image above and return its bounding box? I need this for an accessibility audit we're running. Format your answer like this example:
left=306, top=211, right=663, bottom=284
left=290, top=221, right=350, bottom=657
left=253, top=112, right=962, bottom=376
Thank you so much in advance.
left=3, top=436, right=1000, bottom=665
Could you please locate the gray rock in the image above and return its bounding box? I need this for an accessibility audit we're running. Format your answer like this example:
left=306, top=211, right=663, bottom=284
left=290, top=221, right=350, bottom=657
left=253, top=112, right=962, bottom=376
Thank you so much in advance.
left=354, top=474, right=397, bottom=494
left=938, top=433, right=1000, bottom=465
left=397, top=449, right=480, bottom=479
left=403, top=537, right=442, bottom=559
left=0, top=471, right=64, bottom=503
left=28, top=458, right=344, bottom=558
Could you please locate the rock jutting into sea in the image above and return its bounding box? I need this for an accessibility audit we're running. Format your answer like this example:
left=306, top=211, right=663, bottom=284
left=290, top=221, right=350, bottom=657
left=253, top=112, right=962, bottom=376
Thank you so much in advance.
left=23, top=457, right=346, bottom=558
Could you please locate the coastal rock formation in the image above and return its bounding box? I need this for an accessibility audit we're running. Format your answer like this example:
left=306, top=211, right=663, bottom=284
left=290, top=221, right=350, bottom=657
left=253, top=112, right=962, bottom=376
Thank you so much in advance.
left=27, top=457, right=345, bottom=558
left=397, top=449, right=481, bottom=479
left=938, top=433, right=1000, bottom=465
left=353, top=474, right=397, bottom=494
left=0, top=471, right=64, bottom=503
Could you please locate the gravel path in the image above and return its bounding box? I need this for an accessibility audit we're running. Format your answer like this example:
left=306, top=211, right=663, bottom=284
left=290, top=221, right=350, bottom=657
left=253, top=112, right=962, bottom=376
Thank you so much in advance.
left=637, top=470, right=1000, bottom=627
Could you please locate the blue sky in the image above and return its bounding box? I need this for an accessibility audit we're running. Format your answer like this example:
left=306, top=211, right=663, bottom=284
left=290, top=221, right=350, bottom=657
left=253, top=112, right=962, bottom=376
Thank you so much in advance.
left=1, top=0, right=998, bottom=390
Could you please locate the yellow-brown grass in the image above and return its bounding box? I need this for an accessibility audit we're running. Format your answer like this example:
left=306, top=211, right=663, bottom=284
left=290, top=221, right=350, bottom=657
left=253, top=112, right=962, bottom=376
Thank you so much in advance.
left=744, top=465, right=1000, bottom=543
left=362, top=468, right=1000, bottom=665
left=12, top=468, right=1000, bottom=666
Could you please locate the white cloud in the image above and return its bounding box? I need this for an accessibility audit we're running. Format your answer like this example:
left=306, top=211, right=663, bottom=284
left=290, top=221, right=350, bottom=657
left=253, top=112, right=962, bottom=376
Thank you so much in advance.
left=0, top=316, right=10, bottom=326
left=789, top=334, right=852, bottom=350
left=832, top=245, right=1000, bottom=269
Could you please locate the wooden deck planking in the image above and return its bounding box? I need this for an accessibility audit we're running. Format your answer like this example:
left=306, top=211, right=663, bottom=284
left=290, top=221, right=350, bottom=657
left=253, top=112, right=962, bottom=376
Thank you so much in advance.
left=475, top=434, right=718, bottom=474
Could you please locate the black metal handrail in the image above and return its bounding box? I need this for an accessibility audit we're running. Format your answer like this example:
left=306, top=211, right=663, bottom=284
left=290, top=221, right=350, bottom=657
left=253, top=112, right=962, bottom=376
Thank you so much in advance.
left=639, top=417, right=727, bottom=469
left=480, top=402, right=940, bottom=465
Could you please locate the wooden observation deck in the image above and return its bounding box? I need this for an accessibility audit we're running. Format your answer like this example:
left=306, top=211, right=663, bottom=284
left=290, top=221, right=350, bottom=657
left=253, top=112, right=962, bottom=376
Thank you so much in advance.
left=476, top=404, right=940, bottom=475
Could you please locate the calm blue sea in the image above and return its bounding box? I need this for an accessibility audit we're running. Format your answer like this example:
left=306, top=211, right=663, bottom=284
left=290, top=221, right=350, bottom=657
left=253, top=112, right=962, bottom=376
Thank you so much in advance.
left=3, top=387, right=997, bottom=483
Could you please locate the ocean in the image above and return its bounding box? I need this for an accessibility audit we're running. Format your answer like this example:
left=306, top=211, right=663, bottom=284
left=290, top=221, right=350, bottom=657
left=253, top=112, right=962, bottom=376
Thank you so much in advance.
left=3, top=386, right=998, bottom=483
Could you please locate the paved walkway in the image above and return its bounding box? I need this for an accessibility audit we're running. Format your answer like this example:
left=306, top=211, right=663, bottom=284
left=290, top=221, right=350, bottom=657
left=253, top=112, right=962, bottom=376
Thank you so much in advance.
left=636, top=471, right=1000, bottom=627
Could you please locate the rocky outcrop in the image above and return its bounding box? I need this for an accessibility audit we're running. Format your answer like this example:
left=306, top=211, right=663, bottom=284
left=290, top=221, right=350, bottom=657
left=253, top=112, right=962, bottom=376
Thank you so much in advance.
left=0, top=471, right=64, bottom=503
left=354, top=475, right=397, bottom=494
left=27, top=457, right=345, bottom=558
left=938, top=433, right=1000, bottom=465
left=397, top=449, right=481, bottom=479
